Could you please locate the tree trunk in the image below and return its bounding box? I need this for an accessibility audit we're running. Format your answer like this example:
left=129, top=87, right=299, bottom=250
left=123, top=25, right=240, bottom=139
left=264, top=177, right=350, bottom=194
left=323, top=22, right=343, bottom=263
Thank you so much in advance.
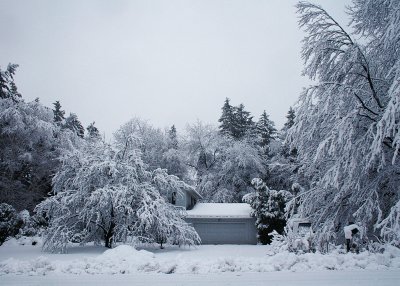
left=104, top=224, right=114, bottom=248
left=104, top=206, right=115, bottom=248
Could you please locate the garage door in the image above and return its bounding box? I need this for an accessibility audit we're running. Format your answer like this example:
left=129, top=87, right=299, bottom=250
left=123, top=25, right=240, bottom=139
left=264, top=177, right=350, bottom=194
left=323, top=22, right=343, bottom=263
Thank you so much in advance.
left=193, top=222, right=249, bottom=244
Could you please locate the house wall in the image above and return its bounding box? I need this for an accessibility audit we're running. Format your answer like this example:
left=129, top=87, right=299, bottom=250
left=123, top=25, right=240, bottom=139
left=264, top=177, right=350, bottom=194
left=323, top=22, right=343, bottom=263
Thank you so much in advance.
left=185, top=217, right=257, bottom=245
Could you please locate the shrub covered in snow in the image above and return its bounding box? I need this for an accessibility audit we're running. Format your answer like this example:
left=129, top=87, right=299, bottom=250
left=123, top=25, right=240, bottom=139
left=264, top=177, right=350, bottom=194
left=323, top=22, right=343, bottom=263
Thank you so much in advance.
left=0, top=203, right=23, bottom=245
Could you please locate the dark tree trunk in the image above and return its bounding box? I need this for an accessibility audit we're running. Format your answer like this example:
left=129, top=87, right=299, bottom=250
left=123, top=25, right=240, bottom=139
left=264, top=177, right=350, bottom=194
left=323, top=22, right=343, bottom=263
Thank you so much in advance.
left=104, top=206, right=115, bottom=248
left=104, top=223, right=115, bottom=248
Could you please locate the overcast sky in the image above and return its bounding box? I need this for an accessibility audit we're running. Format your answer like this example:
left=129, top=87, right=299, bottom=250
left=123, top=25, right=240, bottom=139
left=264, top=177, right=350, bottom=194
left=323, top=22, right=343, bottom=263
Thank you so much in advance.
left=0, top=0, right=351, bottom=138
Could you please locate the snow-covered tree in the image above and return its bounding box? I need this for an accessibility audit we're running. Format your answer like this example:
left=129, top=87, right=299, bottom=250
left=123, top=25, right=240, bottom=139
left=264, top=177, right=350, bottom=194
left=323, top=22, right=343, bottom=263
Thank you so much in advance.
left=0, top=203, right=23, bottom=245
left=52, top=101, right=65, bottom=124
left=86, top=122, right=100, bottom=139
left=168, top=125, right=178, bottom=150
left=0, top=63, right=21, bottom=102
left=185, top=121, right=265, bottom=202
left=65, top=113, right=85, bottom=138
left=185, top=121, right=222, bottom=177
left=218, top=98, right=236, bottom=138
left=0, top=95, right=82, bottom=211
left=243, top=178, right=292, bottom=244
left=114, top=117, right=167, bottom=171
left=287, top=1, right=400, bottom=246
left=283, top=107, right=295, bottom=130
left=255, top=110, right=277, bottom=154
left=135, top=187, right=200, bottom=248
left=218, top=99, right=254, bottom=140
left=35, top=139, right=199, bottom=252
left=233, top=103, right=254, bottom=139
left=161, top=125, right=187, bottom=180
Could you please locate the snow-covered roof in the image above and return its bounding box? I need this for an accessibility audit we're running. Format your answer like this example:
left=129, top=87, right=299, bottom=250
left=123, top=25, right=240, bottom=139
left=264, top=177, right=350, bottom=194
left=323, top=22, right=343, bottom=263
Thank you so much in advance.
left=186, top=203, right=253, bottom=218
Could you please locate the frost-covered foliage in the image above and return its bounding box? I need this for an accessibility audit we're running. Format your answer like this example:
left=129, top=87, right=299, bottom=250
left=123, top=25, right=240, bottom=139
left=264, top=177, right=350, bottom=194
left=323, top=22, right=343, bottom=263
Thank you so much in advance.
left=218, top=98, right=254, bottom=140
left=288, top=1, right=400, bottom=247
left=64, top=113, right=85, bottom=138
left=0, top=64, right=20, bottom=102
left=0, top=203, right=23, bottom=245
left=35, top=139, right=198, bottom=252
left=243, top=178, right=292, bottom=244
left=255, top=110, right=277, bottom=155
left=0, top=96, right=81, bottom=211
left=114, top=118, right=188, bottom=180
left=185, top=121, right=265, bottom=202
left=135, top=187, right=200, bottom=248
left=114, top=118, right=168, bottom=171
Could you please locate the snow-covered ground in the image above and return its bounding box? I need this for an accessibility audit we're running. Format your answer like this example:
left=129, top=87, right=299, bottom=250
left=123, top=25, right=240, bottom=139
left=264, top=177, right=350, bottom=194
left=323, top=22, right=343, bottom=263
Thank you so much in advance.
left=1, top=237, right=400, bottom=285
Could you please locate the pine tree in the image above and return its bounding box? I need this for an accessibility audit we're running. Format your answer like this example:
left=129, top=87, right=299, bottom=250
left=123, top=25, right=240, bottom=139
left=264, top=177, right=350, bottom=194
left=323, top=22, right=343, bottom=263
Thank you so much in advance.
left=163, top=125, right=187, bottom=179
left=65, top=113, right=84, bottom=138
left=218, top=98, right=235, bottom=137
left=52, top=101, right=65, bottom=124
left=233, top=103, right=254, bottom=139
left=255, top=110, right=277, bottom=150
left=243, top=178, right=291, bottom=244
left=168, top=125, right=178, bottom=149
left=0, top=63, right=21, bottom=102
left=86, top=122, right=100, bottom=139
left=283, top=107, right=295, bottom=130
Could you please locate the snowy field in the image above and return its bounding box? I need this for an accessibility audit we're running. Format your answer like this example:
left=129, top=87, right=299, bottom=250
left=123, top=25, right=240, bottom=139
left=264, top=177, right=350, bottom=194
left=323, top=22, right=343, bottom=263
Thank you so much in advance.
left=1, top=238, right=400, bottom=285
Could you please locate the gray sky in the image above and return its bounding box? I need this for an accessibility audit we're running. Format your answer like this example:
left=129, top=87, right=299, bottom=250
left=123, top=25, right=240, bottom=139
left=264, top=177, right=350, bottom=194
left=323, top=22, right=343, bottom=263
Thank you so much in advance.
left=0, top=0, right=351, bottom=138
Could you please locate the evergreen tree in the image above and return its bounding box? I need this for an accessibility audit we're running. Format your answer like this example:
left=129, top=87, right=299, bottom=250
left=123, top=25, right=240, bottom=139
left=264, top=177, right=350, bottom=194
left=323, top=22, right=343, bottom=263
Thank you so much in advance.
left=255, top=110, right=277, bottom=151
left=86, top=122, right=100, bottom=139
left=233, top=104, right=254, bottom=139
left=0, top=63, right=21, bottom=102
left=163, top=125, right=187, bottom=179
left=65, top=113, right=85, bottom=138
left=218, top=98, right=235, bottom=137
left=243, top=178, right=291, bottom=244
left=168, top=125, right=178, bottom=149
left=52, top=101, right=65, bottom=124
left=283, top=107, right=295, bottom=130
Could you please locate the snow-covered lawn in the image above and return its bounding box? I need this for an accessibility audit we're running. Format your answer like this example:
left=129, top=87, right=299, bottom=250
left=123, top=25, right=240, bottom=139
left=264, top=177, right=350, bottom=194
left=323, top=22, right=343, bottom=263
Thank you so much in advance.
left=1, top=237, right=400, bottom=285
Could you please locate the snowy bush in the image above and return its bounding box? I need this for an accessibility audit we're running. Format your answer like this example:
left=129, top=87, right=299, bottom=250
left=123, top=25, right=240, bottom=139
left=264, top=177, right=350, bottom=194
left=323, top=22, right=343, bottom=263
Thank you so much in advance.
left=0, top=203, right=23, bottom=245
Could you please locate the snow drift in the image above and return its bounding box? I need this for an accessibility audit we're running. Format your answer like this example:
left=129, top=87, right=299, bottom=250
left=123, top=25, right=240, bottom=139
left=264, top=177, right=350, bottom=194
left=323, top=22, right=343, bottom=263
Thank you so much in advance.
left=1, top=243, right=400, bottom=276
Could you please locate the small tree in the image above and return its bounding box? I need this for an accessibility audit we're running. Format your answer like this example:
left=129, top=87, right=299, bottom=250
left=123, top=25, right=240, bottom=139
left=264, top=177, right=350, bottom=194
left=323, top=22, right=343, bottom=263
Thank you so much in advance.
left=255, top=110, right=277, bottom=154
left=0, top=63, right=21, bottom=102
left=283, top=107, right=295, bottom=130
left=168, top=125, right=178, bottom=150
left=243, top=178, right=292, bottom=244
left=65, top=113, right=85, bottom=138
left=135, top=187, right=200, bottom=248
left=52, top=101, right=65, bottom=124
left=86, top=122, right=100, bottom=139
left=218, top=98, right=236, bottom=138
